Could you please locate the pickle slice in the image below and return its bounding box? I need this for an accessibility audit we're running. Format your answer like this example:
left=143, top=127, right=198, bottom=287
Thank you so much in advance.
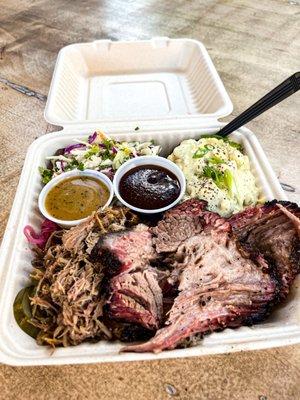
left=13, top=286, right=40, bottom=338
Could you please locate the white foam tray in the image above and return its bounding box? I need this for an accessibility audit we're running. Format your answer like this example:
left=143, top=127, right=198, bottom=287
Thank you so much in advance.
left=0, top=126, right=299, bottom=366
left=0, top=38, right=299, bottom=366
left=44, top=38, right=233, bottom=126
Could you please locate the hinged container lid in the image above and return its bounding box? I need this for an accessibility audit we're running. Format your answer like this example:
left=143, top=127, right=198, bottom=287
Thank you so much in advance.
left=44, top=38, right=233, bottom=129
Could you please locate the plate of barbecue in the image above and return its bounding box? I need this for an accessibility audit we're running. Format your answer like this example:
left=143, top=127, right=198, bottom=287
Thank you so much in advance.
left=0, top=38, right=299, bottom=365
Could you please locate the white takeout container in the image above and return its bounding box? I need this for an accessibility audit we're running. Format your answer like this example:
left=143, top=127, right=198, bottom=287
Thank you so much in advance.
left=113, top=155, right=186, bottom=213
left=38, top=169, right=114, bottom=228
left=0, top=38, right=299, bottom=366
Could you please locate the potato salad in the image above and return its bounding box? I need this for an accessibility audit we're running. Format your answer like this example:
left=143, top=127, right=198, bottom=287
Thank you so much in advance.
left=168, top=136, right=260, bottom=216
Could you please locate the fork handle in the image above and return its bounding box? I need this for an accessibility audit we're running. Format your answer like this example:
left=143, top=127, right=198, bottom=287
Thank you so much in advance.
left=218, top=72, right=300, bottom=137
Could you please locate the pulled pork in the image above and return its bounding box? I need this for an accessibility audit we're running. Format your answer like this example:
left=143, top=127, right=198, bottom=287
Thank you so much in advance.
left=28, top=207, right=139, bottom=346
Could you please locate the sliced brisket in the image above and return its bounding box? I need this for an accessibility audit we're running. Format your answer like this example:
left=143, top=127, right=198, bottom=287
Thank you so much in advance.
left=91, top=224, right=157, bottom=275
left=164, top=198, right=207, bottom=217
left=122, top=209, right=277, bottom=353
left=229, top=200, right=300, bottom=300
left=152, top=199, right=227, bottom=254
left=89, top=199, right=300, bottom=352
left=108, top=267, right=163, bottom=330
left=152, top=213, right=203, bottom=253
left=91, top=224, right=163, bottom=330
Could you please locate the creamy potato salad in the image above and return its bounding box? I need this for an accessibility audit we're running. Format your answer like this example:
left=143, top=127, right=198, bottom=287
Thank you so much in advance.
left=168, top=136, right=260, bottom=216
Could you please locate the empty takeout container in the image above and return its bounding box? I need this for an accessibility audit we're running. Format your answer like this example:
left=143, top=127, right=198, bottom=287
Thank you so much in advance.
left=0, top=38, right=299, bottom=366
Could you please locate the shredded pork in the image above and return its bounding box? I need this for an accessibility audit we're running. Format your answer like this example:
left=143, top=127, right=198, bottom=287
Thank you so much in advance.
left=29, top=207, right=139, bottom=346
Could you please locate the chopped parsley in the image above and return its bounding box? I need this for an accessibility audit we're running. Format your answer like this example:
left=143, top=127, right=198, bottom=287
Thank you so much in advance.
left=84, top=144, right=100, bottom=159
left=38, top=167, right=53, bottom=184
left=103, top=138, right=114, bottom=150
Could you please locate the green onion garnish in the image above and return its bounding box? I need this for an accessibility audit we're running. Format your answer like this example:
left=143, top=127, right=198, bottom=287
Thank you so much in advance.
left=199, top=134, right=243, bottom=152
left=193, top=144, right=214, bottom=158
left=209, top=156, right=225, bottom=164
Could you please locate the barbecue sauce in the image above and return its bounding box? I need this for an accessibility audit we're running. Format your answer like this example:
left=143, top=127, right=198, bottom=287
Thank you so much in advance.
left=119, top=165, right=180, bottom=210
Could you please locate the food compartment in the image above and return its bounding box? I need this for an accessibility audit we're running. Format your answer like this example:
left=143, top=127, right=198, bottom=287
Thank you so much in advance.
left=44, top=38, right=233, bottom=125
left=1, top=125, right=299, bottom=366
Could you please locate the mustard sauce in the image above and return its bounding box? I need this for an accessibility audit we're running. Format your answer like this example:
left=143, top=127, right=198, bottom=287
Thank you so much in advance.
left=45, top=176, right=109, bottom=221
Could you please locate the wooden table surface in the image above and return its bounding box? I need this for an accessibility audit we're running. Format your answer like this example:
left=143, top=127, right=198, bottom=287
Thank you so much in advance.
left=0, top=0, right=299, bottom=399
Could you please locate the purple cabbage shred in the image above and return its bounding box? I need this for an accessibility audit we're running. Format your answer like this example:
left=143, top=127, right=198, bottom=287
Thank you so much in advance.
left=88, top=132, right=97, bottom=144
left=101, top=168, right=114, bottom=180
left=64, top=143, right=86, bottom=154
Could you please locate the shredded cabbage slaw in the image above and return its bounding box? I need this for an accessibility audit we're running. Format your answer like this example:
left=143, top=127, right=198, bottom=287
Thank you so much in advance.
left=39, top=131, right=161, bottom=184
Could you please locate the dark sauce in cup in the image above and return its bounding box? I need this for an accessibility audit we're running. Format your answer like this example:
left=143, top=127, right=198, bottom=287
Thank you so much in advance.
left=119, top=165, right=181, bottom=210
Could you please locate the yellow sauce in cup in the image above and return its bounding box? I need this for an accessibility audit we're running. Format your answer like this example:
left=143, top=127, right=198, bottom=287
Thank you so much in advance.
left=45, top=176, right=109, bottom=221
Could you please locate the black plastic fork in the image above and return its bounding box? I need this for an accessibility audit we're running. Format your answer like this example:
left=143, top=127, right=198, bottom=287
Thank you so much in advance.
left=218, top=72, right=300, bottom=137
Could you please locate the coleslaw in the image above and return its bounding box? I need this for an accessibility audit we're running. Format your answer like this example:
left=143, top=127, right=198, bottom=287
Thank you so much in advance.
left=39, top=131, right=161, bottom=183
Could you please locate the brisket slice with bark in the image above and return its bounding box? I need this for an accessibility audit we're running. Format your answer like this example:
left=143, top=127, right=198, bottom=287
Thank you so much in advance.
left=91, top=224, right=157, bottom=275
left=152, top=199, right=224, bottom=254
left=229, top=200, right=300, bottom=300
left=91, top=224, right=163, bottom=330
left=164, top=198, right=207, bottom=217
left=122, top=210, right=277, bottom=353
